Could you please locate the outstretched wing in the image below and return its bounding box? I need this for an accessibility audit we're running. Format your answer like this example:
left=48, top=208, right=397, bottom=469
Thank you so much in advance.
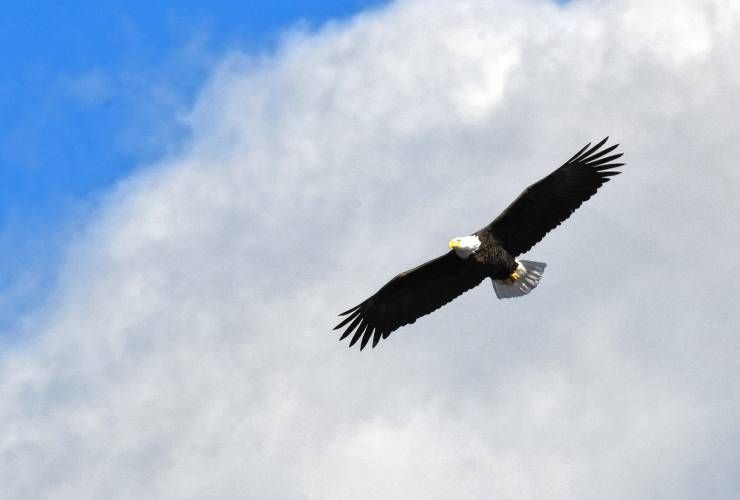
left=334, top=252, right=485, bottom=350
left=484, top=137, right=624, bottom=256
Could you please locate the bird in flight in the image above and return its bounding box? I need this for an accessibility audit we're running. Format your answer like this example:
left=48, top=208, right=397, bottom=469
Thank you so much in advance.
left=335, top=137, right=625, bottom=350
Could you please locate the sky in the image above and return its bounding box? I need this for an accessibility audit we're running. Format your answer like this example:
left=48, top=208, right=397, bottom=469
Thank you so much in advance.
left=1, top=0, right=740, bottom=498
left=0, top=0, right=387, bottom=331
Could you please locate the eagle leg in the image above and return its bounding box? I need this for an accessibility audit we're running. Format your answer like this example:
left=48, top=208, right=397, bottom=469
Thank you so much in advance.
left=504, top=271, right=520, bottom=284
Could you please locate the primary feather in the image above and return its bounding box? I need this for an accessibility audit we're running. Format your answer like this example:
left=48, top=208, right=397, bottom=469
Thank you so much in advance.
left=485, top=137, right=623, bottom=256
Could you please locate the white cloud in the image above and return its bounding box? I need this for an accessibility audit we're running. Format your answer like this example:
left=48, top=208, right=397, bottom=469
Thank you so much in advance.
left=2, top=0, right=740, bottom=498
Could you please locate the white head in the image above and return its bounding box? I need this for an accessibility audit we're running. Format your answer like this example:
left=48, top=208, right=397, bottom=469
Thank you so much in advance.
left=448, top=235, right=481, bottom=258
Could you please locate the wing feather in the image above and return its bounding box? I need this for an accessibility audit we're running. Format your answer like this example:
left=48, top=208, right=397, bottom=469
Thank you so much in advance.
left=339, top=315, right=363, bottom=341
left=349, top=322, right=369, bottom=347
left=334, top=252, right=485, bottom=350
left=333, top=309, right=361, bottom=330
left=483, top=138, right=624, bottom=256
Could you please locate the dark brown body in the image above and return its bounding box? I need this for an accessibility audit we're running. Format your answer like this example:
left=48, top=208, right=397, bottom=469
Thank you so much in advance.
left=470, top=230, right=518, bottom=280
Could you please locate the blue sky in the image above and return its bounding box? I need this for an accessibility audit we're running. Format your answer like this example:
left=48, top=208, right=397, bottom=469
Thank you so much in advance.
left=0, top=0, right=387, bottom=331
left=2, top=1, right=740, bottom=497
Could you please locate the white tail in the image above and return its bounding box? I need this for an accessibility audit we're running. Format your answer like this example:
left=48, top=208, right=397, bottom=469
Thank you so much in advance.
left=492, top=259, right=547, bottom=299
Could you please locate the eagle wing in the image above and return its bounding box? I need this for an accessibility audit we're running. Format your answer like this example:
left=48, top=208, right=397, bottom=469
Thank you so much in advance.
left=484, top=137, right=624, bottom=257
left=334, top=251, right=485, bottom=350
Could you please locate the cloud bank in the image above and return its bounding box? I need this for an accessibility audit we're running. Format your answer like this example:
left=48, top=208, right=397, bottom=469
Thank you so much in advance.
left=2, top=0, right=740, bottom=498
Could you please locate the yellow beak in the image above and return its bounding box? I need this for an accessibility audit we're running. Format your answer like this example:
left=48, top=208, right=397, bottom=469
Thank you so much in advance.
left=449, top=240, right=460, bottom=249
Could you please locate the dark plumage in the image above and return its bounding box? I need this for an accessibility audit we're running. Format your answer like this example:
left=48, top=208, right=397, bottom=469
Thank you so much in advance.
left=335, top=138, right=625, bottom=350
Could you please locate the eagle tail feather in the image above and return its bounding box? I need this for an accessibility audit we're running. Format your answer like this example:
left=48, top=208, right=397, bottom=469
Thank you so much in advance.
left=492, top=260, right=547, bottom=299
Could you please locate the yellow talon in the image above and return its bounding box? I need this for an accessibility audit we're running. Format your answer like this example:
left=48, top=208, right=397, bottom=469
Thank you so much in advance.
left=505, top=271, right=520, bottom=284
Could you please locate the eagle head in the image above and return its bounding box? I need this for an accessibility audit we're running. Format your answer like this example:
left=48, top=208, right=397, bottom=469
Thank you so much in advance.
left=448, top=235, right=481, bottom=258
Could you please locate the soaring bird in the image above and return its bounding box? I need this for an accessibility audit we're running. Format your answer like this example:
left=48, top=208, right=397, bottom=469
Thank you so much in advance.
left=335, top=138, right=624, bottom=350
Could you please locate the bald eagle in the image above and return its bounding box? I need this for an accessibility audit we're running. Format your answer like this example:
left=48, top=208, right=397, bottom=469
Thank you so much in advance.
left=335, top=138, right=624, bottom=350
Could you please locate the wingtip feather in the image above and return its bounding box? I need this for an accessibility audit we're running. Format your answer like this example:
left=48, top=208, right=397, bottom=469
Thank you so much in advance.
left=580, top=137, right=609, bottom=160
left=349, top=322, right=368, bottom=347
left=566, top=142, right=591, bottom=164
left=333, top=309, right=361, bottom=330
left=372, top=328, right=383, bottom=348
left=339, top=304, right=361, bottom=316
left=360, top=326, right=375, bottom=350
left=339, top=315, right=363, bottom=341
